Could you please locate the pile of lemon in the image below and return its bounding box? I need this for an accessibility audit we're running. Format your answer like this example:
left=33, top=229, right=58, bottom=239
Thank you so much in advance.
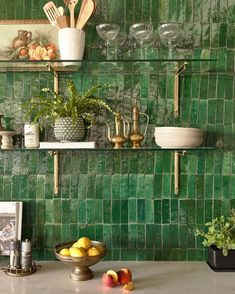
left=59, top=237, right=103, bottom=257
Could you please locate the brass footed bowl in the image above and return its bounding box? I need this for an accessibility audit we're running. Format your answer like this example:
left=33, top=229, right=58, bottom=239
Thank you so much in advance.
left=54, top=240, right=106, bottom=281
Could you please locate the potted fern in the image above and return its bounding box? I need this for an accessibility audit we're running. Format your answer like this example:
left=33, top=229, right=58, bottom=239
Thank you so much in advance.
left=195, top=209, right=235, bottom=271
left=24, top=80, right=113, bottom=142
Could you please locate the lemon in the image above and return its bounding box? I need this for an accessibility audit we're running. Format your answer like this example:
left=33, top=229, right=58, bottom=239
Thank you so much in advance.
left=94, top=244, right=104, bottom=255
left=59, top=248, right=70, bottom=256
left=72, top=242, right=80, bottom=248
left=87, top=246, right=100, bottom=257
left=70, top=247, right=87, bottom=257
left=77, top=237, right=92, bottom=251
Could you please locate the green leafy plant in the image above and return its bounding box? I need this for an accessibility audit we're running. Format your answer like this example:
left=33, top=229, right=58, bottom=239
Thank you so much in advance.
left=195, top=209, right=235, bottom=256
left=23, top=80, right=114, bottom=127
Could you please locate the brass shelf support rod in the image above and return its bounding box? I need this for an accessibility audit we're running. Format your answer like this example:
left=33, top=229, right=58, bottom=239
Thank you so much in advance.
left=174, top=151, right=186, bottom=196
left=174, top=62, right=188, bottom=119
left=47, top=63, right=59, bottom=195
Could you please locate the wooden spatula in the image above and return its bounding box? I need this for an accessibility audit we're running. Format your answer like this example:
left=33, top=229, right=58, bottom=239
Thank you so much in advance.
left=76, top=0, right=95, bottom=29
left=56, top=15, right=68, bottom=29
left=43, top=1, right=61, bottom=29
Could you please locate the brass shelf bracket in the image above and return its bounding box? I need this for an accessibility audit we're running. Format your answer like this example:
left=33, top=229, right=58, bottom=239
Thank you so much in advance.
left=47, top=63, right=59, bottom=195
left=174, top=62, right=188, bottom=119
left=49, top=151, right=59, bottom=195
left=174, top=150, right=186, bottom=195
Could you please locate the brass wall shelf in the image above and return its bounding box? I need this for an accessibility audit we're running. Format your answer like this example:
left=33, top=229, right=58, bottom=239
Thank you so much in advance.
left=0, top=58, right=220, bottom=195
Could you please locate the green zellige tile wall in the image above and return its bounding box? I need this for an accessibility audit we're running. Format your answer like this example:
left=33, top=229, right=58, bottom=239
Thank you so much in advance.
left=0, top=0, right=234, bottom=261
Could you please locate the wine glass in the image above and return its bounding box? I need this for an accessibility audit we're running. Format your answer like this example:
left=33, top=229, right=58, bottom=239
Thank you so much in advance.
left=129, top=23, right=154, bottom=71
left=96, top=23, right=120, bottom=60
left=158, top=23, right=182, bottom=59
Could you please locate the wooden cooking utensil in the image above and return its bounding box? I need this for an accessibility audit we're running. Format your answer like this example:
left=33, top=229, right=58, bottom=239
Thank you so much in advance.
left=58, top=6, right=65, bottom=15
left=76, top=0, right=95, bottom=29
left=68, top=0, right=79, bottom=28
left=43, top=1, right=61, bottom=29
left=56, top=15, right=68, bottom=29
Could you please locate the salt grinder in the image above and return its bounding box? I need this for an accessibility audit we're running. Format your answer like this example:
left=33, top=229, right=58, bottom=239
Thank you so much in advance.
left=10, top=240, right=21, bottom=269
left=21, top=239, right=32, bottom=271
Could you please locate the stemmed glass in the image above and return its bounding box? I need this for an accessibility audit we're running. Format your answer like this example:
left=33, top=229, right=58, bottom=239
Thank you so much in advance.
left=158, top=23, right=182, bottom=60
left=96, top=23, right=120, bottom=60
left=129, top=23, right=154, bottom=71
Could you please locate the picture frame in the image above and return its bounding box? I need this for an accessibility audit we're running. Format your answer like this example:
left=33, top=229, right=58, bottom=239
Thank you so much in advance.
left=0, top=202, right=23, bottom=255
left=0, top=19, right=59, bottom=62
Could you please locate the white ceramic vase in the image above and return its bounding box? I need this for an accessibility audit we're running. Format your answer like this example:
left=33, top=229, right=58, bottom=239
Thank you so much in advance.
left=58, top=28, right=85, bottom=67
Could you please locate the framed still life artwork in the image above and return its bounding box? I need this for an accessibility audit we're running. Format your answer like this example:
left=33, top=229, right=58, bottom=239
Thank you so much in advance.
left=0, top=202, right=23, bottom=255
left=0, top=19, right=59, bottom=62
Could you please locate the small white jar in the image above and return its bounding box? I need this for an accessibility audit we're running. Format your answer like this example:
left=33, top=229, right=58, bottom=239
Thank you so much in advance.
left=24, top=123, right=39, bottom=148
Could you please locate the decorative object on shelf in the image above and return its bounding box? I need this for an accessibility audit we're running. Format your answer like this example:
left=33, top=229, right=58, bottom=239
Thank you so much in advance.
left=23, top=80, right=114, bottom=142
left=158, top=22, right=183, bottom=59
left=195, top=210, right=235, bottom=271
left=0, top=20, right=58, bottom=61
left=0, top=131, right=16, bottom=149
left=106, top=111, right=130, bottom=149
left=154, top=127, right=204, bottom=148
left=43, top=0, right=97, bottom=66
left=0, top=113, right=5, bottom=131
left=55, top=240, right=106, bottom=281
left=96, top=23, right=120, bottom=60
left=40, top=141, right=95, bottom=149
left=54, top=117, right=85, bottom=142
left=58, top=28, right=85, bottom=66
left=129, top=22, right=154, bottom=70
left=129, top=106, right=149, bottom=149
left=24, top=123, right=39, bottom=148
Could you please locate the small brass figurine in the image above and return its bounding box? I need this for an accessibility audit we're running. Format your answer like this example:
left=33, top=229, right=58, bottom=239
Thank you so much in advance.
left=106, top=111, right=129, bottom=148
left=129, top=106, right=149, bottom=148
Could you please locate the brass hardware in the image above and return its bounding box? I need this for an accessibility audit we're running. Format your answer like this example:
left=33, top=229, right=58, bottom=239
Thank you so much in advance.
left=174, top=151, right=186, bottom=195
left=129, top=106, right=149, bottom=148
left=47, top=64, right=59, bottom=195
left=106, top=111, right=130, bottom=148
left=49, top=151, right=59, bottom=195
left=1, top=264, right=41, bottom=277
left=174, top=62, right=187, bottom=119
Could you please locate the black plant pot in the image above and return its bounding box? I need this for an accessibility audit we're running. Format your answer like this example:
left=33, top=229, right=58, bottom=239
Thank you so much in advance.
left=207, top=245, right=235, bottom=271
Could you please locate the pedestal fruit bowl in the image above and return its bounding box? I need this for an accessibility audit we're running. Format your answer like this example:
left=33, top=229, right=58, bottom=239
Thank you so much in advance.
left=54, top=240, right=107, bottom=281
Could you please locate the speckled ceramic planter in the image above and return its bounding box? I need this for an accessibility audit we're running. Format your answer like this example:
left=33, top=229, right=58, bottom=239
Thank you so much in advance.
left=54, top=117, right=85, bottom=142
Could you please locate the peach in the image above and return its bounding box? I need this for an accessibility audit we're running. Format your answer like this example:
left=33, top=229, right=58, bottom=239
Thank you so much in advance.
left=106, top=270, right=119, bottom=283
left=102, top=273, right=117, bottom=288
left=117, top=268, right=132, bottom=285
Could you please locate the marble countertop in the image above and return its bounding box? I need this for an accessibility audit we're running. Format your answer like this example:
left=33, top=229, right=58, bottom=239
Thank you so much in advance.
left=0, top=261, right=235, bottom=294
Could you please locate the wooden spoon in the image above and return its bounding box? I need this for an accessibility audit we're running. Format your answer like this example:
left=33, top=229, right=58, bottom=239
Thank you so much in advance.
left=76, top=0, right=95, bottom=29
left=68, top=0, right=79, bottom=28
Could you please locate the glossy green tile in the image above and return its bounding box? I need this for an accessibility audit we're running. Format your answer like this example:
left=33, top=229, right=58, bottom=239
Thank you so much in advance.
left=0, top=0, right=234, bottom=262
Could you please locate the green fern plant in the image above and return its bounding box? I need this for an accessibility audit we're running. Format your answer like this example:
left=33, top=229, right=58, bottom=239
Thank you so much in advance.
left=23, top=80, right=114, bottom=127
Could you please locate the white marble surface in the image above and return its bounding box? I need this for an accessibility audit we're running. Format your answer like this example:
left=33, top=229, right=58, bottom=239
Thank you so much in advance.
left=0, top=261, right=235, bottom=294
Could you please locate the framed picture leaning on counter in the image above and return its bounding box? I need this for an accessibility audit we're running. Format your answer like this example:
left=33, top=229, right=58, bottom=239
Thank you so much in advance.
left=0, top=202, right=23, bottom=255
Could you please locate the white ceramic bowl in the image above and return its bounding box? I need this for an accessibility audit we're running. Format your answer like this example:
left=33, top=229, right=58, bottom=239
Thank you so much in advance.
left=154, top=127, right=204, bottom=148
left=155, top=127, right=203, bottom=136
